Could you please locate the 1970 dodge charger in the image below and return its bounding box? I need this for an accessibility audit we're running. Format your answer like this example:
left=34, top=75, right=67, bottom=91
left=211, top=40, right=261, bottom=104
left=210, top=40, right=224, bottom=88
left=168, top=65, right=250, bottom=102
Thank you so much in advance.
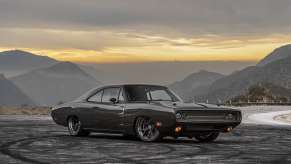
left=51, top=84, right=241, bottom=142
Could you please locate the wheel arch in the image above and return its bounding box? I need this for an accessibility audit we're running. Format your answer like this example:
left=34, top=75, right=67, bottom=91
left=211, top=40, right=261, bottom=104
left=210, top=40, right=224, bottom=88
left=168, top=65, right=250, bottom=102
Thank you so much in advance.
left=123, top=108, right=176, bottom=136
left=66, top=115, right=79, bottom=126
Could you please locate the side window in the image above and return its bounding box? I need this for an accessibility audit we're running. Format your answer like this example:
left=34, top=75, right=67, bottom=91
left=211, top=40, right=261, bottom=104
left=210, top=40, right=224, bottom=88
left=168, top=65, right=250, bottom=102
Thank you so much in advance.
left=150, top=89, right=172, bottom=101
left=88, top=90, right=103, bottom=103
left=125, top=86, right=150, bottom=101
left=102, top=87, right=120, bottom=103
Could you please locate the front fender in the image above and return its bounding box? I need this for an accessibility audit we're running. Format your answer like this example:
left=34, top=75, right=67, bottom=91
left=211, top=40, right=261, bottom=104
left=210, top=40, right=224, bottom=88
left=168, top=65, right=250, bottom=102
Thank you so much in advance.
left=123, top=108, right=176, bottom=135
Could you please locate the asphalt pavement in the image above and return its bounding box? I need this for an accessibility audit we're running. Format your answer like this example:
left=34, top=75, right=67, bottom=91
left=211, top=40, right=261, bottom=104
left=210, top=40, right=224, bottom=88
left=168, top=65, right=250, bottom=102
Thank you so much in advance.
left=0, top=117, right=291, bottom=164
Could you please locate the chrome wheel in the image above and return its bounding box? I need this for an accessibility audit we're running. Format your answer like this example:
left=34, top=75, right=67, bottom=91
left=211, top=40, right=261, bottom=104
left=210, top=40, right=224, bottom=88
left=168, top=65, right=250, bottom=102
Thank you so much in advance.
left=67, top=117, right=90, bottom=136
left=68, top=117, right=81, bottom=135
left=135, top=117, right=160, bottom=142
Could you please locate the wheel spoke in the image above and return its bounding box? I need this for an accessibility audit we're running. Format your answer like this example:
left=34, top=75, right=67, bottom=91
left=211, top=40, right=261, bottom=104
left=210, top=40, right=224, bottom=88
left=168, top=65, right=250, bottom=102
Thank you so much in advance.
left=69, top=118, right=80, bottom=134
left=136, top=118, right=159, bottom=141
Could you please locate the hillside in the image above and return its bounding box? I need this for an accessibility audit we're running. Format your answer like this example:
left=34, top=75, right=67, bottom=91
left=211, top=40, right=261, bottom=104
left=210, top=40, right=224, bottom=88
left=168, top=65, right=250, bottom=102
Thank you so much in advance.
left=0, top=50, right=57, bottom=77
left=169, top=70, right=224, bottom=101
left=11, top=62, right=101, bottom=106
left=228, top=83, right=291, bottom=104
left=199, top=56, right=291, bottom=103
left=257, top=44, right=291, bottom=66
left=0, top=74, right=34, bottom=106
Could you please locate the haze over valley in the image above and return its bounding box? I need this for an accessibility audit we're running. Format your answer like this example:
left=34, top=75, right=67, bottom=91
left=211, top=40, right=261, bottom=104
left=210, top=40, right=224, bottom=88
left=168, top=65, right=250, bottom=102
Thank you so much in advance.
left=0, top=44, right=291, bottom=106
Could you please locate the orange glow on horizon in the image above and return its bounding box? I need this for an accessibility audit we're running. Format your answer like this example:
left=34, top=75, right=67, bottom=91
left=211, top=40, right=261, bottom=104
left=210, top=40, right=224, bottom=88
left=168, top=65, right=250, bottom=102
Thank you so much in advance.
left=0, top=31, right=290, bottom=63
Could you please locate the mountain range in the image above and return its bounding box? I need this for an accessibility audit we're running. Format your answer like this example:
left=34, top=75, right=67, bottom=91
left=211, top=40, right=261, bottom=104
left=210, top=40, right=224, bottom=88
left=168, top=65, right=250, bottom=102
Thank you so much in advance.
left=201, top=57, right=291, bottom=103
left=0, top=50, right=101, bottom=106
left=12, top=62, right=101, bottom=106
left=169, top=70, right=224, bottom=102
left=257, top=44, right=291, bottom=66
left=0, top=74, right=34, bottom=106
left=0, top=50, right=57, bottom=77
left=171, top=44, right=291, bottom=103
left=1, top=44, right=291, bottom=106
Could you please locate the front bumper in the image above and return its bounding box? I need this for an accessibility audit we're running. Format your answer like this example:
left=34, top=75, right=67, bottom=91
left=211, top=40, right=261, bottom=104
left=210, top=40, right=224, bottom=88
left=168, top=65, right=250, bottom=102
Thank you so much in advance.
left=170, top=108, right=242, bottom=136
left=173, top=120, right=241, bottom=136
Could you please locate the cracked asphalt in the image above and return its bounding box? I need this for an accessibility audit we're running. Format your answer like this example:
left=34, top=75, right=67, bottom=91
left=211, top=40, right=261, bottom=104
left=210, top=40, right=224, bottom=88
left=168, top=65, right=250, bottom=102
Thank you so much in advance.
left=0, top=117, right=291, bottom=164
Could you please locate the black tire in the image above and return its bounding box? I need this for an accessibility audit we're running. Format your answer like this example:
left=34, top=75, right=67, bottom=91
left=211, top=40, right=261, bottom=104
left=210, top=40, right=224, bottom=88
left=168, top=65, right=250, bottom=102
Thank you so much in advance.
left=135, top=117, right=161, bottom=142
left=195, top=132, right=219, bottom=142
left=67, top=116, right=90, bottom=137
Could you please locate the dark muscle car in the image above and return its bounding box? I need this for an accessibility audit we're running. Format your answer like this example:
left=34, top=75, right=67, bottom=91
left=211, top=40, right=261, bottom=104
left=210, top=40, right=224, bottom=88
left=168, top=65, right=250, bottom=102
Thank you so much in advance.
left=51, top=84, right=241, bottom=142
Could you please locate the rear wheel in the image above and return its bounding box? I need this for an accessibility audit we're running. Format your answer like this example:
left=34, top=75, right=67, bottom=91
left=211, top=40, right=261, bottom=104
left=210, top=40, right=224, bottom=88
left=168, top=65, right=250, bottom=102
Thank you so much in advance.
left=195, top=132, right=219, bottom=142
left=67, top=116, right=90, bottom=137
left=135, top=117, right=161, bottom=142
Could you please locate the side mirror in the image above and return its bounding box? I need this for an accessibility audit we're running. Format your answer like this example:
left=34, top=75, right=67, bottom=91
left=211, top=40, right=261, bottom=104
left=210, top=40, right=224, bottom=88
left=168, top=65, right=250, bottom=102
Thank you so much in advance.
left=110, top=97, right=117, bottom=104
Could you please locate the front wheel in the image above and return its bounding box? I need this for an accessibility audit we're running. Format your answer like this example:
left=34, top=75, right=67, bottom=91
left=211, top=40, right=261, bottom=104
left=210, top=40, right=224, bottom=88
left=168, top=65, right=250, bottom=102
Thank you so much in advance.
left=67, top=116, right=90, bottom=137
left=195, top=132, right=219, bottom=142
left=135, top=117, right=161, bottom=142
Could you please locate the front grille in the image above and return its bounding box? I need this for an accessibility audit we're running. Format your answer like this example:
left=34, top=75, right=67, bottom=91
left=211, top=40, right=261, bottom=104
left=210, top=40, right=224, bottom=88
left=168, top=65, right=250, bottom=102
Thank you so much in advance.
left=185, top=115, right=226, bottom=120
left=177, top=110, right=240, bottom=122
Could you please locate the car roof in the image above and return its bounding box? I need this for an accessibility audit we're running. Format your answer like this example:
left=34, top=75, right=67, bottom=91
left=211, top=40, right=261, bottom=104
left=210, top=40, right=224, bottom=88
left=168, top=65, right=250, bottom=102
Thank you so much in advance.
left=94, top=84, right=166, bottom=88
left=123, top=84, right=166, bottom=88
left=74, top=84, right=167, bottom=101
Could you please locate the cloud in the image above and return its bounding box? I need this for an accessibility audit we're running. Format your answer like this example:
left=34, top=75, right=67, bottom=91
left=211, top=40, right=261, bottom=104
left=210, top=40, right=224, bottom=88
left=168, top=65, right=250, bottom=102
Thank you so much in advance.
left=0, top=28, right=151, bottom=50
left=1, top=27, right=289, bottom=52
left=0, top=0, right=291, bottom=63
left=1, top=0, right=291, bottom=36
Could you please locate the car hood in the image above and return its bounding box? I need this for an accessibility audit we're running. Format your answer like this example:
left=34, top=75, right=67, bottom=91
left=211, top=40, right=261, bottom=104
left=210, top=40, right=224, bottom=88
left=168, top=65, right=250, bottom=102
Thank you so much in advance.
left=152, top=101, right=237, bottom=111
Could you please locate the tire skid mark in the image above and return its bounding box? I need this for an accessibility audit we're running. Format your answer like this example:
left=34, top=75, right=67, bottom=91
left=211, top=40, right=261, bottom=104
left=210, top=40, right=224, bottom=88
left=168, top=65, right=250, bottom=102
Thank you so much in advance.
left=0, top=135, right=204, bottom=164
left=0, top=137, right=51, bottom=164
left=88, top=140, right=180, bottom=163
left=0, top=134, right=287, bottom=164
left=0, top=135, right=71, bottom=164
left=138, top=145, right=209, bottom=163
left=1, top=122, right=291, bottom=163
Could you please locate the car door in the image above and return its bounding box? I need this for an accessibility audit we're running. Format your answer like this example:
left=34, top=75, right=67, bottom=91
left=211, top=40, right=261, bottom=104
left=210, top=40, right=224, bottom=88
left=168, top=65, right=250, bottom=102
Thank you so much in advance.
left=82, top=89, right=104, bottom=129
left=99, top=87, right=125, bottom=131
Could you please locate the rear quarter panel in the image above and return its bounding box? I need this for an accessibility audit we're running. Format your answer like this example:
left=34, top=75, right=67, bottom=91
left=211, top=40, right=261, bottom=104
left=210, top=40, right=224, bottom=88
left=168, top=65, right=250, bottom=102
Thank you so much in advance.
left=51, top=107, right=71, bottom=126
left=51, top=102, right=81, bottom=126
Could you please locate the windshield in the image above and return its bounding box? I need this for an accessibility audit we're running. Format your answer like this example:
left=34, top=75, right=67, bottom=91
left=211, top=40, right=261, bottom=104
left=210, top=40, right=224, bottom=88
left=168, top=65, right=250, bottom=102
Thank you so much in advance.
left=124, top=85, right=181, bottom=102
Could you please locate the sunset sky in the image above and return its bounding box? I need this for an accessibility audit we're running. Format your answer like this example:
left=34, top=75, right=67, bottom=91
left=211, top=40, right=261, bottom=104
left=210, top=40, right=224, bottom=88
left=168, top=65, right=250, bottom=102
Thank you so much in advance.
left=0, top=0, right=291, bottom=63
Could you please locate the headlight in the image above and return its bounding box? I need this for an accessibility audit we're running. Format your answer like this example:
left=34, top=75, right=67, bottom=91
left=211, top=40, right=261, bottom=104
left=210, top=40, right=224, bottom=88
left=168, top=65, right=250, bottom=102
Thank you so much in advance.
left=176, top=113, right=182, bottom=119
left=225, top=113, right=234, bottom=120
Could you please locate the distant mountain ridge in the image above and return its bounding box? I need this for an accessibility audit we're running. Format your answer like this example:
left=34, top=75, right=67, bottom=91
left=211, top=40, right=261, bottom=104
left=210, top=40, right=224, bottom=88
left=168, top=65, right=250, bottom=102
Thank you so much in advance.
left=197, top=46, right=291, bottom=103
left=169, top=70, right=224, bottom=101
left=170, top=44, right=291, bottom=103
left=0, top=74, right=34, bottom=106
left=0, top=50, right=58, bottom=77
left=257, top=44, right=291, bottom=66
left=3, top=45, right=291, bottom=106
left=11, top=62, right=101, bottom=106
